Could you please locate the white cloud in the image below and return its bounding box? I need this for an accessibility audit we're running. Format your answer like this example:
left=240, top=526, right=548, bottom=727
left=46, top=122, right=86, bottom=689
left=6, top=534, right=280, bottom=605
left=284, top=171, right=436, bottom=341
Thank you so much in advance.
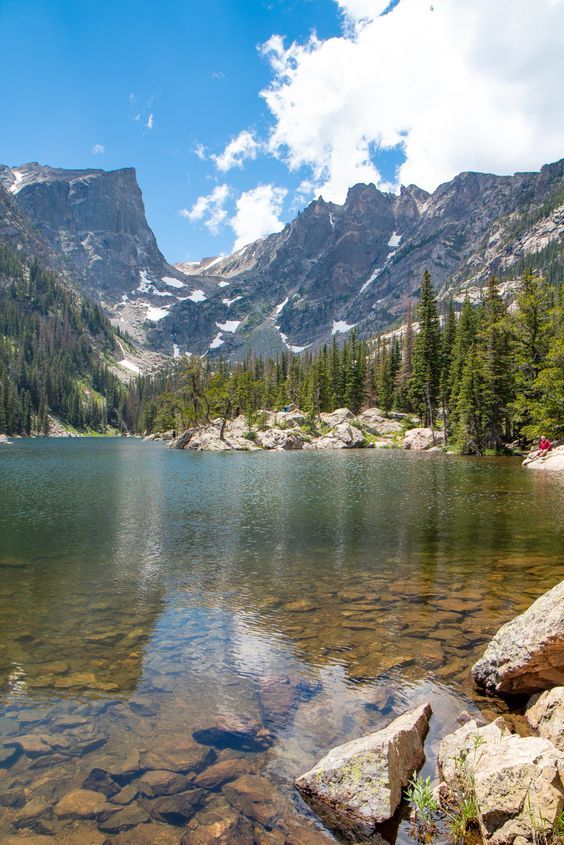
left=257, top=0, right=564, bottom=201
left=92, top=144, right=105, bottom=155
left=230, top=184, right=287, bottom=250
left=146, top=113, right=154, bottom=130
left=213, top=130, right=261, bottom=172
left=180, top=184, right=231, bottom=234
left=193, top=142, right=207, bottom=161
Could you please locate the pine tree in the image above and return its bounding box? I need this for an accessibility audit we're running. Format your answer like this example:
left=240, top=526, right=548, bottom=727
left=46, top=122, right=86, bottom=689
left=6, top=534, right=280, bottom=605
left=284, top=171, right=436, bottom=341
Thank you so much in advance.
left=510, top=271, right=553, bottom=440
left=410, top=271, right=441, bottom=429
left=479, top=276, right=514, bottom=449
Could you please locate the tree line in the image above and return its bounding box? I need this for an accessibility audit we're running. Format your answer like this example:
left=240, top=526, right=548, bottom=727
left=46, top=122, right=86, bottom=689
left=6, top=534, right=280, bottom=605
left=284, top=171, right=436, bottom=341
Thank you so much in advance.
left=1, top=238, right=561, bottom=452
left=130, top=270, right=563, bottom=453
left=0, top=245, right=129, bottom=435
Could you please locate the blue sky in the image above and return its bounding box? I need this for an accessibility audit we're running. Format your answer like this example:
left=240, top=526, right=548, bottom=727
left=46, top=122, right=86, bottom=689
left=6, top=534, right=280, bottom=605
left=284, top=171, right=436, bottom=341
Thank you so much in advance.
left=1, top=0, right=562, bottom=263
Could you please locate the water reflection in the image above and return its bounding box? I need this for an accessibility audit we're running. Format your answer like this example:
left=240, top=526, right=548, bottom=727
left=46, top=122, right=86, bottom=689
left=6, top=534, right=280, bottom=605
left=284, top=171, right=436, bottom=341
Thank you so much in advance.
left=0, top=441, right=562, bottom=843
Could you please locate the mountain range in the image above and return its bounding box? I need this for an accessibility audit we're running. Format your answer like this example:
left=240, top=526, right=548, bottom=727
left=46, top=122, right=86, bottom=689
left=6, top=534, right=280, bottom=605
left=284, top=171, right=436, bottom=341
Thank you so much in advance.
left=0, top=159, right=562, bottom=364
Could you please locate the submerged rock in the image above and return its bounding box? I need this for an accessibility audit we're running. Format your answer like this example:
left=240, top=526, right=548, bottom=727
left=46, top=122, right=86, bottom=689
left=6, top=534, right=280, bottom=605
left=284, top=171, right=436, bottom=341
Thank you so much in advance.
left=193, top=715, right=272, bottom=751
left=181, top=797, right=254, bottom=844
left=143, top=788, right=205, bottom=824
left=472, top=580, right=564, bottom=694
left=438, top=717, right=564, bottom=844
left=295, top=703, right=432, bottom=838
left=54, top=788, right=108, bottom=819
left=137, top=769, right=193, bottom=797
left=525, top=686, right=564, bottom=751
left=193, top=758, right=254, bottom=789
left=222, top=774, right=287, bottom=828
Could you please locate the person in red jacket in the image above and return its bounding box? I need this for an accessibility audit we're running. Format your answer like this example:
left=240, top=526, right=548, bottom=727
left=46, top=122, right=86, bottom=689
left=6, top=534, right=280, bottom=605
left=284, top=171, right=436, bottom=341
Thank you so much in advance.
left=538, top=435, right=552, bottom=456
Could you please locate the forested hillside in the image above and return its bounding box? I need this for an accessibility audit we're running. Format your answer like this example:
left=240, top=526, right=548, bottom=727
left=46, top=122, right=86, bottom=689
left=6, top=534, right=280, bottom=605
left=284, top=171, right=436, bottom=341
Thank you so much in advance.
left=131, top=271, right=564, bottom=453
left=0, top=245, right=128, bottom=435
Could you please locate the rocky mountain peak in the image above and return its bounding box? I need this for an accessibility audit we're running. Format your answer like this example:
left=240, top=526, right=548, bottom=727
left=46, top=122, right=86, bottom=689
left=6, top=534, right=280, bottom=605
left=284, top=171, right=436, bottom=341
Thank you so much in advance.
left=1, top=158, right=562, bottom=360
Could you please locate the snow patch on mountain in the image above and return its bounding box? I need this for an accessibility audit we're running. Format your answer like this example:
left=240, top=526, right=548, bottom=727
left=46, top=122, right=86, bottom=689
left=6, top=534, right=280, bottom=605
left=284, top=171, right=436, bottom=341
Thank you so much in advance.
left=209, top=332, right=224, bottom=349
left=216, top=320, right=241, bottom=333
left=332, top=319, right=356, bottom=334
left=162, top=276, right=186, bottom=288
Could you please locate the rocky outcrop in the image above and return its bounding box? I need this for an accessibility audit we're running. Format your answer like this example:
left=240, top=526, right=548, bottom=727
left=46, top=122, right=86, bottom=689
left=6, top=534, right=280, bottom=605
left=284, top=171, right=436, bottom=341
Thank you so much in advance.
left=305, top=421, right=365, bottom=450
left=403, top=427, right=444, bottom=450
left=526, top=686, right=564, bottom=751
left=438, top=717, right=564, bottom=844
left=169, top=407, right=399, bottom=452
left=523, top=444, right=564, bottom=471
left=472, top=581, right=564, bottom=694
left=255, top=428, right=305, bottom=450
left=295, top=703, right=431, bottom=838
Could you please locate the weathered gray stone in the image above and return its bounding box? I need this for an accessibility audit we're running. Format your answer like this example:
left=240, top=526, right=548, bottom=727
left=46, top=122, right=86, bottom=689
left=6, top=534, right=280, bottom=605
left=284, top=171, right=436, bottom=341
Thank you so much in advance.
left=295, top=703, right=432, bottom=837
left=255, top=428, right=304, bottom=450
left=525, top=686, right=564, bottom=751
left=523, top=444, right=564, bottom=471
left=403, top=427, right=444, bottom=450
left=306, top=421, right=365, bottom=450
left=472, top=581, right=564, bottom=694
left=438, top=718, right=564, bottom=844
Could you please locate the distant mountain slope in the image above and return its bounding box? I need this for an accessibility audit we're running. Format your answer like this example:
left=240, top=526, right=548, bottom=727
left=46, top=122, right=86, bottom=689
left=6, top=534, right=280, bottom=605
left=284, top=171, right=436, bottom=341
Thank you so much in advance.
left=0, top=243, right=131, bottom=435
left=179, top=160, right=563, bottom=356
left=1, top=160, right=562, bottom=360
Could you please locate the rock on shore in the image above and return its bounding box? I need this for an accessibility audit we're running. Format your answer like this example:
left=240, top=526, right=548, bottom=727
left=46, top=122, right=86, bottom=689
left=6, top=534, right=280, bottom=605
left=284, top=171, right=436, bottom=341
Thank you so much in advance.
left=523, top=443, right=564, bottom=471
left=168, top=407, right=411, bottom=452
left=295, top=703, right=431, bottom=839
left=438, top=716, right=564, bottom=844
left=472, top=580, right=564, bottom=694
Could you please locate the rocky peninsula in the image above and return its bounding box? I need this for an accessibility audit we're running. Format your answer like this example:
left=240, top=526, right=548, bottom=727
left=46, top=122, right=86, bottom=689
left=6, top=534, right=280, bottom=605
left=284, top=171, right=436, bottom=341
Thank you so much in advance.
left=156, top=407, right=444, bottom=453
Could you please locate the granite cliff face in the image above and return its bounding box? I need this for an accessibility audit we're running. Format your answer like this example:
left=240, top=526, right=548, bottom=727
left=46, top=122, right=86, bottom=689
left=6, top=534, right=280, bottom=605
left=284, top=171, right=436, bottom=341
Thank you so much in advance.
left=0, top=163, right=213, bottom=351
left=1, top=160, right=562, bottom=359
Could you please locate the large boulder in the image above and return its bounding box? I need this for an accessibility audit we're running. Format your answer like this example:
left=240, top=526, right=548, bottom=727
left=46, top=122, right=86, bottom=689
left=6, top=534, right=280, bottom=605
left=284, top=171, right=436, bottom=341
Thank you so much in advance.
left=307, top=422, right=365, bottom=450
left=358, top=409, right=403, bottom=436
left=472, top=581, right=564, bottom=694
left=523, top=444, right=564, bottom=471
left=403, top=427, right=444, bottom=450
left=319, top=408, right=356, bottom=427
left=525, top=686, right=564, bottom=751
left=255, top=428, right=304, bottom=450
left=170, top=429, right=195, bottom=449
left=295, top=703, right=432, bottom=838
left=438, top=718, right=564, bottom=844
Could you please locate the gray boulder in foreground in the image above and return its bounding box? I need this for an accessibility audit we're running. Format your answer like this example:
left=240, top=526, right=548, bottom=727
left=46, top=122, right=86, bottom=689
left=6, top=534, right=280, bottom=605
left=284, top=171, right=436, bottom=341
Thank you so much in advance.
left=472, top=580, right=564, bottom=695
left=295, top=703, right=431, bottom=838
left=438, top=717, right=564, bottom=845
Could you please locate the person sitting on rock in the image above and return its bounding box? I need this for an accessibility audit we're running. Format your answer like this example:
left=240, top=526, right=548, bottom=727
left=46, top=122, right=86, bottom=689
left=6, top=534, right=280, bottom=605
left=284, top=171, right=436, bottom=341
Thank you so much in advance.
left=538, top=435, right=552, bottom=456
